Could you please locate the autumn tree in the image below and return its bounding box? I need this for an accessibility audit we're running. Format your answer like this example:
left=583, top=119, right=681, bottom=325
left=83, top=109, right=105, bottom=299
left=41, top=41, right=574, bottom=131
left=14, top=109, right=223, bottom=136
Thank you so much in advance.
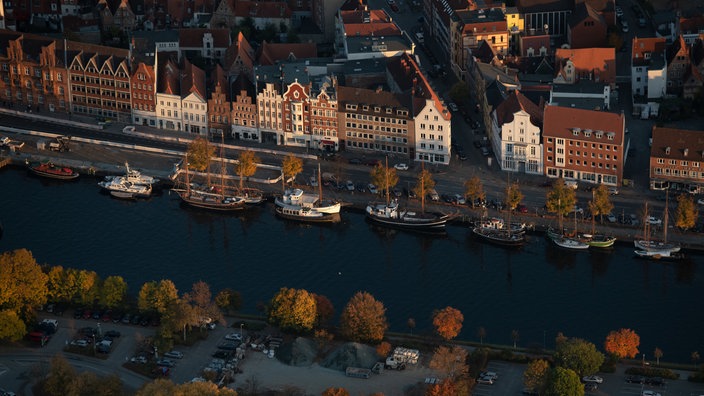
left=377, top=341, right=392, bottom=358
left=604, top=328, right=640, bottom=359
left=429, top=345, right=469, bottom=379
left=282, top=154, right=303, bottom=186
left=464, top=176, right=485, bottom=208
left=589, top=184, right=614, bottom=225
left=73, top=269, right=101, bottom=306
left=214, top=288, right=242, bottom=313
left=136, top=378, right=237, bottom=396
left=322, top=387, right=350, bottom=396
left=268, top=287, right=317, bottom=333
left=339, top=291, right=388, bottom=343
left=0, top=249, right=48, bottom=318
left=654, top=347, right=663, bottom=365
left=546, top=179, right=577, bottom=229
left=162, top=297, right=198, bottom=341
left=523, top=359, right=550, bottom=393
left=413, top=168, right=436, bottom=212
left=65, top=371, right=123, bottom=396
left=237, top=150, right=260, bottom=190
left=505, top=182, right=524, bottom=212
left=554, top=337, right=604, bottom=376
left=432, top=306, right=464, bottom=341
left=370, top=161, right=399, bottom=199
left=43, top=355, right=77, bottom=396
left=138, top=280, right=179, bottom=315
left=426, top=378, right=461, bottom=396
left=544, top=367, right=584, bottom=396
left=675, top=193, right=698, bottom=230
left=0, top=309, right=27, bottom=341
left=101, top=275, right=127, bottom=308
left=186, top=137, right=215, bottom=172
left=185, top=281, right=223, bottom=326
left=46, top=266, right=71, bottom=303
left=313, top=294, right=334, bottom=328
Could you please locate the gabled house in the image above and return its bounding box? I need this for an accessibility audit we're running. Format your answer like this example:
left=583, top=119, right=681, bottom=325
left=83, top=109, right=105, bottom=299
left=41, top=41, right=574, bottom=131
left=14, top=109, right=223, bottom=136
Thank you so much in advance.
left=155, top=51, right=182, bottom=131
left=519, top=30, right=550, bottom=58
left=257, top=41, right=317, bottom=65
left=96, top=0, right=136, bottom=32
left=207, top=64, right=231, bottom=139
left=130, top=61, right=156, bottom=127
left=567, top=2, right=607, bottom=49
left=682, top=64, right=703, bottom=100
left=649, top=126, right=704, bottom=194
left=491, top=90, right=544, bottom=174
left=666, top=35, right=690, bottom=95
left=229, top=72, right=259, bottom=142
left=553, top=47, right=615, bottom=86
left=210, top=0, right=236, bottom=29
left=542, top=105, right=625, bottom=186
left=178, top=28, right=231, bottom=65
left=180, top=58, right=207, bottom=135
left=631, top=37, right=667, bottom=99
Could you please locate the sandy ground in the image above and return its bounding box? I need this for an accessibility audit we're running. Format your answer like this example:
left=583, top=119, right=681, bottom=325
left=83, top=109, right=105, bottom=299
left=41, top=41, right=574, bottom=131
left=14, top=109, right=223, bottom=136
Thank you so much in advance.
left=232, top=350, right=439, bottom=396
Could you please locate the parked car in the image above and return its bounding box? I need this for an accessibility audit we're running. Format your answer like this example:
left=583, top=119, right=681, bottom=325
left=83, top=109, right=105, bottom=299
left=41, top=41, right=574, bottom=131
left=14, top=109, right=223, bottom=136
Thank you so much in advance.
left=356, top=182, right=366, bottom=193
left=217, top=341, right=240, bottom=350
left=348, top=158, right=362, bottom=165
left=622, top=21, right=629, bottom=32
left=582, top=375, right=603, bottom=384
left=641, top=391, right=661, bottom=396
left=393, top=163, right=409, bottom=171
left=403, top=187, right=417, bottom=199
left=645, top=377, right=665, bottom=386
left=608, top=187, right=619, bottom=195
left=638, top=17, right=647, bottom=27
left=625, top=375, right=645, bottom=384
left=367, top=183, right=378, bottom=194
left=392, top=187, right=402, bottom=198
left=164, top=351, right=184, bottom=359
left=447, top=102, right=459, bottom=112
left=606, top=213, right=617, bottom=223
left=476, top=377, right=494, bottom=385
left=453, top=194, right=466, bottom=205
left=130, top=356, right=147, bottom=364
left=104, top=330, right=121, bottom=338
left=647, top=216, right=662, bottom=226
left=615, top=6, right=623, bottom=17
left=427, top=188, right=439, bottom=201
left=564, top=180, right=578, bottom=189
left=584, top=382, right=598, bottom=391
left=225, top=332, right=243, bottom=341
left=156, top=359, right=176, bottom=367
left=345, top=180, right=355, bottom=191
left=480, top=146, right=490, bottom=156
left=515, top=204, right=528, bottom=213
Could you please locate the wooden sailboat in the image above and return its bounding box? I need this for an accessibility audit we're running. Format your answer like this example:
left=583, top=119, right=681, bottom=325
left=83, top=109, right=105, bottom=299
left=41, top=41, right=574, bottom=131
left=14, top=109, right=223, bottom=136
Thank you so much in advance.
left=173, top=149, right=245, bottom=211
left=365, top=158, right=451, bottom=230
left=472, top=176, right=525, bottom=246
left=552, top=204, right=589, bottom=250
left=580, top=190, right=616, bottom=248
left=635, top=195, right=682, bottom=259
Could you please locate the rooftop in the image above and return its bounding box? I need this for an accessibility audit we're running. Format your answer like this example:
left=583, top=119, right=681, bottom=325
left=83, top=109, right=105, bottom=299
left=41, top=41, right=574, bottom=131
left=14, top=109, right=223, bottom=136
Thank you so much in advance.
left=651, top=127, right=704, bottom=161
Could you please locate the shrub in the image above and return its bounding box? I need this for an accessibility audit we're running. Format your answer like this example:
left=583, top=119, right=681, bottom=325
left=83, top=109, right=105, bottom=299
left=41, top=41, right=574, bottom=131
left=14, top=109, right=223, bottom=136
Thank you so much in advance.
left=624, top=367, right=679, bottom=379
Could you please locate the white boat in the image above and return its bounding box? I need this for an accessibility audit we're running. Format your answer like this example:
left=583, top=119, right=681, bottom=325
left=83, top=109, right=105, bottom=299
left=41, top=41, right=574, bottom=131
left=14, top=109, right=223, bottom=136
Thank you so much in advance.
left=98, top=179, right=152, bottom=198
left=275, top=188, right=341, bottom=214
left=366, top=200, right=450, bottom=230
left=103, top=162, right=158, bottom=185
left=552, top=236, right=590, bottom=250
left=477, top=217, right=526, bottom=235
left=635, top=249, right=684, bottom=260
left=274, top=202, right=338, bottom=223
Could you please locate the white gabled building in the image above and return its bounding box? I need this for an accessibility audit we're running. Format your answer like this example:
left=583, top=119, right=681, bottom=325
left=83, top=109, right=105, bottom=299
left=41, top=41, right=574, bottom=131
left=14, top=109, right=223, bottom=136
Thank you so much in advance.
left=492, top=90, right=544, bottom=174
left=155, top=52, right=183, bottom=132
left=415, top=97, right=451, bottom=165
left=180, top=59, right=208, bottom=135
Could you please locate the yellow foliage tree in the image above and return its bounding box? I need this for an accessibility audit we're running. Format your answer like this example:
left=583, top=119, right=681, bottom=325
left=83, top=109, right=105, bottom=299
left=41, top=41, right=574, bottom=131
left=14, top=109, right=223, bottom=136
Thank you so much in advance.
left=0, top=249, right=48, bottom=318
left=282, top=154, right=303, bottom=186
left=236, top=150, right=260, bottom=190
left=268, top=287, right=317, bottom=333
left=322, top=387, right=350, bottom=396
left=339, top=291, right=388, bottom=343
left=186, top=137, right=215, bottom=172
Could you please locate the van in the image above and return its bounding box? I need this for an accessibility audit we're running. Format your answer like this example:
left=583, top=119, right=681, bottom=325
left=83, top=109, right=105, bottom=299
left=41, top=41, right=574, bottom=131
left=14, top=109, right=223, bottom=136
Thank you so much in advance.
left=414, top=32, right=424, bottom=44
left=428, top=188, right=439, bottom=201
left=564, top=180, right=578, bottom=190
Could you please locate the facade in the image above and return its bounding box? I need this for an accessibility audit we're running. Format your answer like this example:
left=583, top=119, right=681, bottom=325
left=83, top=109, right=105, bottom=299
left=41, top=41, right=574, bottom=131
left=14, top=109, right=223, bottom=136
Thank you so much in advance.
left=452, top=8, right=508, bottom=72
left=130, top=62, right=156, bottom=127
left=257, top=80, right=285, bottom=145
left=424, top=0, right=471, bottom=61
left=180, top=59, right=207, bottom=135
left=631, top=37, right=667, bottom=99
left=309, top=81, right=339, bottom=152
left=312, top=0, right=346, bottom=41
left=517, top=0, right=573, bottom=37
left=229, top=73, right=259, bottom=142
left=666, top=35, right=690, bottom=95
left=649, top=126, right=704, bottom=194
left=233, top=1, right=292, bottom=31
left=553, top=47, right=616, bottom=86
left=518, top=31, right=550, bottom=58
left=207, top=65, right=231, bottom=139
left=542, top=105, right=625, bottom=186
left=155, top=52, right=182, bottom=131
left=492, top=90, right=543, bottom=174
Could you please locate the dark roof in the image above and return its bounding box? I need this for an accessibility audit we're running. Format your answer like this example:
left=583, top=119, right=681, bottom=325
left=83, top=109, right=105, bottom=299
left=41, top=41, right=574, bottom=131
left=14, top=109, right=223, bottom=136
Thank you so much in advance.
left=517, top=0, right=574, bottom=13
left=651, top=127, right=704, bottom=161
left=568, top=1, right=605, bottom=28
left=495, top=90, right=544, bottom=127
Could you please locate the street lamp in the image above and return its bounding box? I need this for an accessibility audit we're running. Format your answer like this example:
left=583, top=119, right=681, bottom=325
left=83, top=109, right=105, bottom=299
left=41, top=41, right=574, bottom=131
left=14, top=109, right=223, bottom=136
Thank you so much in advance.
left=240, top=323, right=244, bottom=339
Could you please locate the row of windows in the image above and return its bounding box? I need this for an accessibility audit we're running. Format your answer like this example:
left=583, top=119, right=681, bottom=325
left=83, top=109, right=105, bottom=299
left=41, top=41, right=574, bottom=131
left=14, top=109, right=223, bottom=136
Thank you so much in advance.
left=656, top=158, right=700, bottom=167
left=546, top=156, right=618, bottom=170
left=346, top=113, right=409, bottom=125
left=345, top=104, right=408, bottom=116
left=419, top=133, right=444, bottom=141
left=347, top=140, right=409, bottom=153
left=419, top=143, right=444, bottom=151
left=418, top=124, right=444, bottom=131
left=653, top=168, right=704, bottom=178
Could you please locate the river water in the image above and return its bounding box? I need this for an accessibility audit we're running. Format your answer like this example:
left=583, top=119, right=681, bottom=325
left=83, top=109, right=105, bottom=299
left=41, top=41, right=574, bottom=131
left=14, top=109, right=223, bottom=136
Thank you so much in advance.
left=1, top=168, right=702, bottom=363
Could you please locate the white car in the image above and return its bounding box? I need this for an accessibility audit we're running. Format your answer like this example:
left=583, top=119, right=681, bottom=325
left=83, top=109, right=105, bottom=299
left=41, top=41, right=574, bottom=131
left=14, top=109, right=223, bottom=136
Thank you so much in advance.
left=393, top=163, right=409, bottom=171
left=647, top=216, right=662, bottom=226
left=447, top=102, right=459, bottom=112
left=164, top=350, right=184, bottom=359
left=606, top=213, right=617, bottom=223
left=697, top=198, right=704, bottom=205
left=615, top=6, right=623, bottom=17
left=608, top=187, right=619, bottom=195
left=622, top=21, right=629, bottom=32
left=582, top=375, right=604, bottom=384
left=346, top=180, right=355, bottom=191
left=225, top=332, right=243, bottom=341
left=641, top=391, right=661, bottom=396
left=367, top=184, right=378, bottom=194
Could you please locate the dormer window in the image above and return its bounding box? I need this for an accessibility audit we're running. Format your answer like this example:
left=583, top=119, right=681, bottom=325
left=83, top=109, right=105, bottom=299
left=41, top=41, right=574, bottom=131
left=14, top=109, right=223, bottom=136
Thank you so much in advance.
left=584, top=129, right=592, bottom=137
left=572, top=128, right=580, bottom=136
left=595, top=130, right=603, bottom=138
left=665, top=146, right=671, bottom=154
left=684, top=148, right=689, bottom=156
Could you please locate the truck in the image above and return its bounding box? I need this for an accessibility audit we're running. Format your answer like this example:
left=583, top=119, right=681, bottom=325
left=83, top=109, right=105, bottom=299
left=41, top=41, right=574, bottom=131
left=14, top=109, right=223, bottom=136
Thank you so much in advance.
left=388, top=347, right=420, bottom=367
left=345, top=367, right=371, bottom=379
left=384, top=356, right=406, bottom=370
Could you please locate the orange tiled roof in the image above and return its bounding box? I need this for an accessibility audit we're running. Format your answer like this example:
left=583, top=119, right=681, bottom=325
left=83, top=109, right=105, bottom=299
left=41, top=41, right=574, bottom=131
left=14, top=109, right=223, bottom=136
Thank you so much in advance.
left=543, top=105, right=624, bottom=144
left=555, top=47, right=616, bottom=83
left=344, top=22, right=402, bottom=37
left=258, top=41, right=317, bottom=65
left=631, top=36, right=666, bottom=67
left=651, top=127, right=704, bottom=161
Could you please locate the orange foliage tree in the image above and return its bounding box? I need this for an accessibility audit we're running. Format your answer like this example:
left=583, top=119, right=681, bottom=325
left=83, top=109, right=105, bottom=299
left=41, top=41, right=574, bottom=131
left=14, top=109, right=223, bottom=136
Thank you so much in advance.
left=322, top=387, right=349, bottom=396
left=376, top=341, right=392, bottom=358
left=425, top=379, right=458, bottom=396
left=604, top=328, right=640, bottom=359
left=432, top=306, right=464, bottom=341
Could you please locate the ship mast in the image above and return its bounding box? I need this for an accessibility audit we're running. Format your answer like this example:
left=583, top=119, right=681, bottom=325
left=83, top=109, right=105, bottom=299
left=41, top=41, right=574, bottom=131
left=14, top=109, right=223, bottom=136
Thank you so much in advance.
left=663, top=190, right=669, bottom=243
left=318, top=163, right=323, bottom=202
left=220, top=134, right=226, bottom=199
left=385, top=156, right=390, bottom=205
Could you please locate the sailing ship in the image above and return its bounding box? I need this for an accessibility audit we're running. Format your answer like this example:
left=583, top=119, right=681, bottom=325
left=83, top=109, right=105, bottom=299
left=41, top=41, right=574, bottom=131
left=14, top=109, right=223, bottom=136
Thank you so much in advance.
left=578, top=190, right=616, bottom=248
left=365, top=159, right=452, bottom=230
left=274, top=164, right=341, bottom=214
left=472, top=179, right=526, bottom=246
left=551, top=203, right=589, bottom=250
left=27, top=161, right=79, bottom=180
left=633, top=196, right=680, bottom=253
left=172, top=150, right=246, bottom=211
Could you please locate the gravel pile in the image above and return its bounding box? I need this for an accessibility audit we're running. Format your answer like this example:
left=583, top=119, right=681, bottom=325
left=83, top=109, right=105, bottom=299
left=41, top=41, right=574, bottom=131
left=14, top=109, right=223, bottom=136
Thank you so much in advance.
left=320, top=342, right=379, bottom=371
left=276, top=337, right=318, bottom=367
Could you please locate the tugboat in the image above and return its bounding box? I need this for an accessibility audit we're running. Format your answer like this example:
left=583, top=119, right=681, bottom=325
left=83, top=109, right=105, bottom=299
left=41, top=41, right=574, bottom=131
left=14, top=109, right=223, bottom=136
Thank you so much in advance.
left=27, top=160, right=79, bottom=180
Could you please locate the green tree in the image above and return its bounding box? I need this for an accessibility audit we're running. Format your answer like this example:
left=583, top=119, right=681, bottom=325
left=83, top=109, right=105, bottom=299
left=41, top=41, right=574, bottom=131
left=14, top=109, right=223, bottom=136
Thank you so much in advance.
left=432, top=306, right=464, bottom=341
left=590, top=185, right=614, bottom=225
left=101, top=275, right=127, bottom=309
left=0, top=249, right=48, bottom=318
left=214, top=288, right=242, bottom=313
left=0, top=309, right=27, bottom=341
left=544, top=367, right=584, bottom=396
left=138, top=280, right=179, bottom=315
left=505, top=182, right=524, bottom=212
left=282, top=154, right=303, bottom=186
left=370, top=161, right=399, bottom=200
left=43, top=355, right=77, bottom=396
left=186, top=137, right=215, bottom=172
left=523, top=359, right=550, bottom=393
left=554, top=337, right=605, bottom=376
left=339, top=291, right=388, bottom=343
left=413, top=168, right=436, bottom=213
left=449, top=82, right=470, bottom=104
left=268, top=287, right=317, bottom=333
left=675, top=193, right=698, bottom=230
left=464, top=176, right=485, bottom=207
left=546, top=178, right=577, bottom=229
left=236, top=150, right=260, bottom=190
left=429, top=345, right=469, bottom=379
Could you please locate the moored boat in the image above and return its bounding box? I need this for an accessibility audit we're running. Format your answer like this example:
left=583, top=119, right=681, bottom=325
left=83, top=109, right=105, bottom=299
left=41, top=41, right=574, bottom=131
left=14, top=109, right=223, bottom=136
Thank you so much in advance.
left=552, top=236, right=590, bottom=250
left=275, top=188, right=341, bottom=214
left=172, top=151, right=246, bottom=212
left=472, top=226, right=525, bottom=246
left=634, top=249, right=685, bottom=261
left=635, top=199, right=680, bottom=253
left=275, top=203, right=338, bottom=223
left=103, top=162, right=158, bottom=185
left=28, top=161, right=79, bottom=180
left=580, top=233, right=616, bottom=248
left=476, top=217, right=526, bottom=235
left=98, top=179, right=152, bottom=198
left=366, top=200, right=450, bottom=230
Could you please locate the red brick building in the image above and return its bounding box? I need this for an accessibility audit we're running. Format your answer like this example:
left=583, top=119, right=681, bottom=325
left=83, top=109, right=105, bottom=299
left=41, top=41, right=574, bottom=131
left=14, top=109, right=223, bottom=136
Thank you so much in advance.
left=649, top=126, right=704, bottom=194
left=129, top=62, right=156, bottom=126
left=542, top=105, right=625, bottom=186
left=567, top=2, right=607, bottom=49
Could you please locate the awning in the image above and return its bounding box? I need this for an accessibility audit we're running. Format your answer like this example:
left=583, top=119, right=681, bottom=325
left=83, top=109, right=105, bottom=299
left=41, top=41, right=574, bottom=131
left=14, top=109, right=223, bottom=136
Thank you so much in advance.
left=321, top=140, right=335, bottom=145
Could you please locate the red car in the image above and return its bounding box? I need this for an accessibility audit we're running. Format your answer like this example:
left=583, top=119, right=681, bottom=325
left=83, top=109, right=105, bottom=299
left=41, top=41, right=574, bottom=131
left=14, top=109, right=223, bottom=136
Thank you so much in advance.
left=516, top=204, right=528, bottom=213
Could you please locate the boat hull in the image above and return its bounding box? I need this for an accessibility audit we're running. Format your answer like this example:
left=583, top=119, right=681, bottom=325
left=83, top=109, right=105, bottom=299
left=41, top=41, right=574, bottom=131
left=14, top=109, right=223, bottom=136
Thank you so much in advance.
left=29, top=164, right=79, bottom=180
left=110, top=190, right=137, bottom=199
left=472, top=227, right=525, bottom=246
left=552, top=237, right=590, bottom=250
left=583, top=234, right=616, bottom=248
left=635, top=250, right=685, bottom=261
left=274, top=206, right=338, bottom=223
left=366, top=212, right=448, bottom=230
left=634, top=239, right=680, bottom=253
left=174, top=189, right=245, bottom=211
